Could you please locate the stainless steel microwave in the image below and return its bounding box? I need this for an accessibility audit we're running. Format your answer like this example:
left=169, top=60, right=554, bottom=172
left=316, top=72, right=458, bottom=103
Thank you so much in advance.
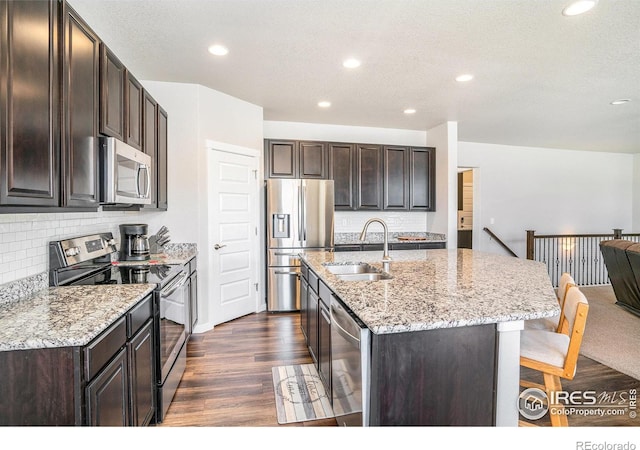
left=99, top=136, right=152, bottom=205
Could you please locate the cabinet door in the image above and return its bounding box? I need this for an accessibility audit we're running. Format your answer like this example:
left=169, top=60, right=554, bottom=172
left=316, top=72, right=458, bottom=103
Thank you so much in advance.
left=300, top=274, right=309, bottom=343
left=190, top=271, right=198, bottom=333
left=142, top=90, right=158, bottom=209
left=62, top=5, right=100, bottom=207
left=99, top=44, right=125, bottom=140
left=266, top=140, right=297, bottom=178
left=0, top=0, right=59, bottom=206
left=329, top=143, right=355, bottom=210
left=128, top=319, right=155, bottom=427
left=307, top=289, right=319, bottom=366
left=299, top=141, right=327, bottom=179
left=86, top=347, right=129, bottom=426
left=409, top=147, right=435, bottom=211
left=318, top=298, right=331, bottom=397
left=356, top=144, right=383, bottom=210
left=383, top=146, right=409, bottom=210
left=125, top=70, right=143, bottom=150
left=156, top=106, right=168, bottom=210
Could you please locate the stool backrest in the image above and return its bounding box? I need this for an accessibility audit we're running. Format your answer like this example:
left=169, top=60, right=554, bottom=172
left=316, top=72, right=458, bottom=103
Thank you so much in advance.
left=558, top=286, right=589, bottom=379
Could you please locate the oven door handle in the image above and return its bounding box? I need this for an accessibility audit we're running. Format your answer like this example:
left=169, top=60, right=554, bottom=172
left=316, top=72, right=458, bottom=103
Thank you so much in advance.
left=160, top=272, right=189, bottom=297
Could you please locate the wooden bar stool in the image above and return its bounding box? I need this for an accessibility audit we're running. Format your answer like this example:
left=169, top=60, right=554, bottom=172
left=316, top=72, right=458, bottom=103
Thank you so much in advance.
left=519, top=286, right=589, bottom=427
left=524, top=272, right=575, bottom=333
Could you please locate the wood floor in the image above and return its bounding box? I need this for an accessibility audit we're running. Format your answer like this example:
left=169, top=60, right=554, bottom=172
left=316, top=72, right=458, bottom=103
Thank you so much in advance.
left=160, top=311, right=638, bottom=427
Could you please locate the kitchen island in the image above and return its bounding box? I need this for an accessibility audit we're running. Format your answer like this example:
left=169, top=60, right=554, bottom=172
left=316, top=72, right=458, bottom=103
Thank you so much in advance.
left=300, top=248, right=559, bottom=426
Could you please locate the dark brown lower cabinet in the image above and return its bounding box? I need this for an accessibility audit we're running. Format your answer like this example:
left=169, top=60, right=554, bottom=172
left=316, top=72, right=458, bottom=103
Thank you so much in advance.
left=0, top=294, right=155, bottom=426
left=86, top=347, right=129, bottom=426
left=307, top=288, right=319, bottom=365
left=369, top=323, right=496, bottom=426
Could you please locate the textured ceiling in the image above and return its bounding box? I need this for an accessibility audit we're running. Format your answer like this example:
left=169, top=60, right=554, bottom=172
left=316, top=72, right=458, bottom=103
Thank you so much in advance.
left=67, top=0, right=640, bottom=153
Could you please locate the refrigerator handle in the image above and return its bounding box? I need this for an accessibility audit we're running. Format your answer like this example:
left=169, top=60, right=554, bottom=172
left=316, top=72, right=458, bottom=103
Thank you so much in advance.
left=298, top=185, right=303, bottom=244
left=302, top=185, right=307, bottom=241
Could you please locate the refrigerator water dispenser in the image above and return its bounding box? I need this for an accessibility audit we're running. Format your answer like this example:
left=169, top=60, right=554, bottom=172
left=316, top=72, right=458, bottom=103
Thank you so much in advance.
left=272, top=214, right=290, bottom=238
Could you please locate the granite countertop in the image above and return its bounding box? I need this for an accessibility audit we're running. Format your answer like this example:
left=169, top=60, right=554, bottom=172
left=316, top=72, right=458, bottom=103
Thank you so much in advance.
left=335, top=231, right=446, bottom=245
left=114, top=243, right=198, bottom=266
left=0, top=284, right=155, bottom=352
left=300, top=249, right=559, bottom=335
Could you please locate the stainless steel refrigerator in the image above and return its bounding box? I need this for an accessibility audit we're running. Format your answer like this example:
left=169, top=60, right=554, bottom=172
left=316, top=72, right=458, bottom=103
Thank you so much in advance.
left=266, top=179, right=334, bottom=311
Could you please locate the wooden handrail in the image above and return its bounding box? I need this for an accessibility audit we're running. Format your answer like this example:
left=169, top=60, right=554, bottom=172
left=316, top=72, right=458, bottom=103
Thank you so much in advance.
left=483, top=227, right=518, bottom=257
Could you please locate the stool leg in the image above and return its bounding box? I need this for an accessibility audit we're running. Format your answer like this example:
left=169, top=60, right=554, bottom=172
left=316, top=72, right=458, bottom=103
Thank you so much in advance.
left=543, top=373, right=568, bottom=427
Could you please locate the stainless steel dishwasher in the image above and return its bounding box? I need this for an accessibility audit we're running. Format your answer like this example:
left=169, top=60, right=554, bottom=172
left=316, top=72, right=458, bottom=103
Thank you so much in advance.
left=330, top=295, right=370, bottom=426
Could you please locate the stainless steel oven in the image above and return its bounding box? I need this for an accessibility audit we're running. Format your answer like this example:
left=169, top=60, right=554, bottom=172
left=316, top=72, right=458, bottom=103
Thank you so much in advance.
left=156, top=267, right=189, bottom=422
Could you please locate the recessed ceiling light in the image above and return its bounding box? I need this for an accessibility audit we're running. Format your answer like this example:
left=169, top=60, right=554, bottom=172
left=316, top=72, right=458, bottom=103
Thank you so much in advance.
left=610, top=99, right=631, bottom=105
left=318, top=101, right=331, bottom=108
left=208, top=44, right=229, bottom=56
left=562, top=0, right=598, bottom=16
left=343, top=58, right=361, bottom=69
left=404, top=108, right=416, bottom=114
left=455, top=74, right=474, bottom=82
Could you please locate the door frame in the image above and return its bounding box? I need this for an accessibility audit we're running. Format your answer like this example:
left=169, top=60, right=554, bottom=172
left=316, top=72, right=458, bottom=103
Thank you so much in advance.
left=205, top=140, right=264, bottom=328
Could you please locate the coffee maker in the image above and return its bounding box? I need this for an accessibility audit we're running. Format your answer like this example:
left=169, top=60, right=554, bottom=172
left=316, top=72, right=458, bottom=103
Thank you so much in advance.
left=119, top=224, right=150, bottom=261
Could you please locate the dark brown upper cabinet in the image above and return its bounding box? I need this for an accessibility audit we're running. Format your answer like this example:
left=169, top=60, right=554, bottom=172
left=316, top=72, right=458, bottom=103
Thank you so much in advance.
left=409, top=147, right=435, bottom=211
left=299, top=141, right=327, bottom=178
left=141, top=90, right=158, bottom=209
left=264, top=139, right=436, bottom=212
left=125, top=70, right=143, bottom=151
left=99, top=44, right=125, bottom=140
left=383, top=146, right=410, bottom=210
left=265, top=139, right=327, bottom=179
left=328, top=143, right=356, bottom=210
left=156, top=106, right=168, bottom=211
left=0, top=0, right=60, bottom=207
left=266, top=140, right=296, bottom=178
left=356, top=144, right=383, bottom=210
left=62, top=3, right=100, bottom=208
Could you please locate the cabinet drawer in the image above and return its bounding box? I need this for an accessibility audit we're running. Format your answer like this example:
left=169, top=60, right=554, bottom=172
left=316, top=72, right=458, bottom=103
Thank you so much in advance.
left=85, top=316, right=127, bottom=381
left=308, top=269, right=319, bottom=294
left=188, top=257, right=197, bottom=274
left=127, top=294, right=153, bottom=338
left=301, top=262, right=309, bottom=281
left=318, top=280, right=332, bottom=308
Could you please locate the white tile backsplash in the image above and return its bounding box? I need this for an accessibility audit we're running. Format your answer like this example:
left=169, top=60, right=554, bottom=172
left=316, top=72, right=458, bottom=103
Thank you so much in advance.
left=0, top=210, right=155, bottom=285
left=334, top=211, right=428, bottom=233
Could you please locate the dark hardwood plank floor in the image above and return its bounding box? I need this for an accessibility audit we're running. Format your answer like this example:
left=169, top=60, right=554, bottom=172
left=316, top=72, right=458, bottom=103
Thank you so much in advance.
left=160, top=311, right=638, bottom=427
left=160, top=312, right=336, bottom=427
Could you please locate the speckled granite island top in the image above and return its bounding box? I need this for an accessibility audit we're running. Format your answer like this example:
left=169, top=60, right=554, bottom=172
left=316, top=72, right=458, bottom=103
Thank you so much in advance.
left=0, top=284, right=155, bottom=351
left=300, top=249, right=559, bottom=334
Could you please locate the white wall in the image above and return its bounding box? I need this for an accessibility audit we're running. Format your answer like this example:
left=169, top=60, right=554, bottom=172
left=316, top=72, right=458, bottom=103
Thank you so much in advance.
left=458, top=141, right=634, bottom=257
left=634, top=154, right=640, bottom=231
left=263, top=120, right=432, bottom=233
left=426, top=122, right=458, bottom=247
left=141, top=81, right=263, bottom=331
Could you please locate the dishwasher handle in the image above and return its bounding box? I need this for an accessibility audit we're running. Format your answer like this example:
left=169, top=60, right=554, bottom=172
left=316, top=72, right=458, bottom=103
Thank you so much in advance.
left=330, top=298, right=361, bottom=348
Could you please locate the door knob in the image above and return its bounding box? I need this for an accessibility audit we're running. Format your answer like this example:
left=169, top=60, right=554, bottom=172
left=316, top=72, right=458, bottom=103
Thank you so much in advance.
left=214, top=244, right=226, bottom=250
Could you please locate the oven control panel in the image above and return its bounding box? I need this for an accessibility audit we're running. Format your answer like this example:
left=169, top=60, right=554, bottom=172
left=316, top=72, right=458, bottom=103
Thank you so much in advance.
left=50, top=233, right=118, bottom=268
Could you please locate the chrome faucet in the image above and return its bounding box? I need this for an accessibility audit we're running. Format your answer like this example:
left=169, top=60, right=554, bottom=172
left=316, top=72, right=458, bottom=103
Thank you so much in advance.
left=359, top=218, right=392, bottom=270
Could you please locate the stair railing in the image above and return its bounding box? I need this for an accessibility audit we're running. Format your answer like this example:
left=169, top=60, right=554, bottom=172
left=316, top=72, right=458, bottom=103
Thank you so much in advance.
left=482, top=227, right=518, bottom=257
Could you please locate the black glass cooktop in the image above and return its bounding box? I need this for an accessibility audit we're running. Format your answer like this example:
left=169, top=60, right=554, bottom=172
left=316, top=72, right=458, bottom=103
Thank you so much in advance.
left=66, top=263, right=182, bottom=288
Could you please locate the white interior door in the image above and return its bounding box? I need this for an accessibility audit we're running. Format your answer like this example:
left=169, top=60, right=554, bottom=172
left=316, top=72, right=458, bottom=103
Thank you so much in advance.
left=209, top=148, right=259, bottom=325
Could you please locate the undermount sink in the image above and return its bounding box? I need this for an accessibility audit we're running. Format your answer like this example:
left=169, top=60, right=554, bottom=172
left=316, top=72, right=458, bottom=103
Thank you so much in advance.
left=335, top=272, right=392, bottom=281
left=322, top=262, right=392, bottom=281
left=323, top=262, right=378, bottom=275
